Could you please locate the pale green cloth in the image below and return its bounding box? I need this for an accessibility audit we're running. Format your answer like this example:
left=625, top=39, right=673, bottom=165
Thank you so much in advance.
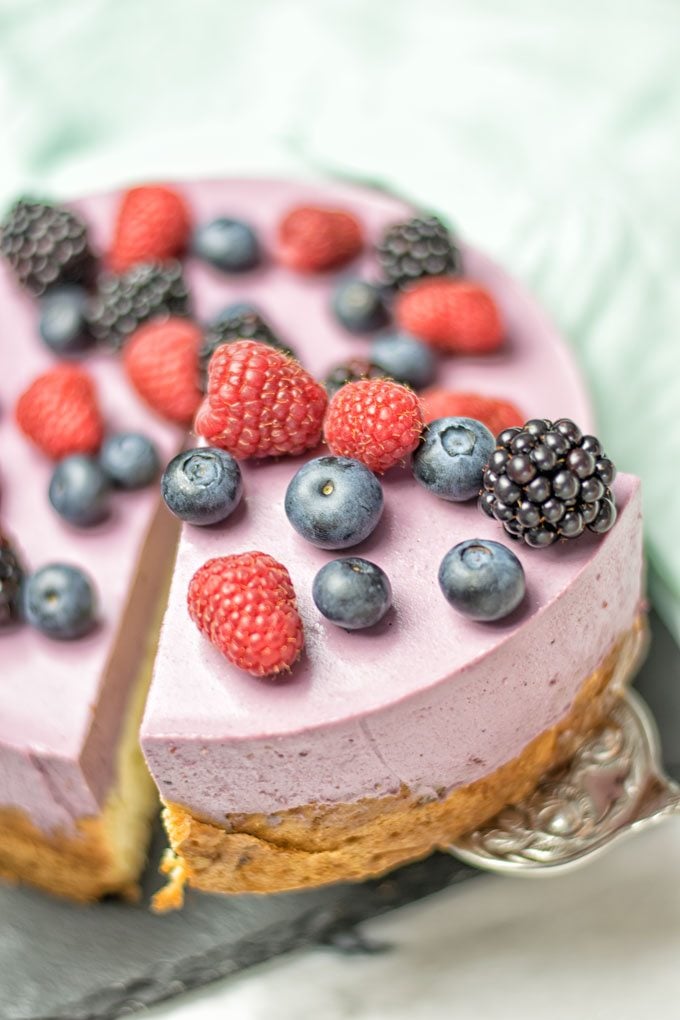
left=1, top=0, right=679, bottom=637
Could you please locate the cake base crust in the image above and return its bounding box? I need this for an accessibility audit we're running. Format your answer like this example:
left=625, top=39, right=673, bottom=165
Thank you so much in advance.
left=154, top=616, right=647, bottom=910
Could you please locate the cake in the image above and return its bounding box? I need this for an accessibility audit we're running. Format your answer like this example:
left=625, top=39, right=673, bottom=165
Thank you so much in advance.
left=0, top=178, right=646, bottom=906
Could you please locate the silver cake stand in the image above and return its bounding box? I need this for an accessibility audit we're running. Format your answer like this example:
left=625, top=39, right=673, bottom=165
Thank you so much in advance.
left=449, top=689, right=680, bottom=874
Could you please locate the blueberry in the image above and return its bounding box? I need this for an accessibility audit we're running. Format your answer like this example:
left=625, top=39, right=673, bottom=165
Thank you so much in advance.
left=312, top=557, right=392, bottom=630
left=100, top=432, right=160, bottom=489
left=369, top=333, right=436, bottom=389
left=211, top=301, right=260, bottom=324
left=285, top=456, right=383, bottom=549
left=161, top=447, right=243, bottom=525
left=49, top=455, right=111, bottom=526
left=191, top=218, right=260, bottom=272
left=23, top=563, right=96, bottom=639
left=38, top=285, right=93, bottom=355
left=332, top=279, right=388, bottom=334
left=438, top=539, right=526, bottom=622
left=412, top=417, right=495, bottom=502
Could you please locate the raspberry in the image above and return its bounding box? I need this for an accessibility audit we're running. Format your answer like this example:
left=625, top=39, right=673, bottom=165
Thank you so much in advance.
left=109, top=185, right=191, bottom=273
left=420, top=389, right=523, bottom=436
left=187, top=552, right=304, bottom=678
left=324, top=378, right=424, bottom=474
left=15, top=364, right=103, bottom=459
left=124, top=317, right=202, bottom=425
left=277, top=205, right=363, bottom=272
left=396, top=279, right=503, bottom=354
left=195, top=340, right=328, bottom=459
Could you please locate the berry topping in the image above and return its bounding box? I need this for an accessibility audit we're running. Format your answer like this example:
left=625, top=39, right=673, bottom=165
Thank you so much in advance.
left=109, top=185, right=191, bottom=273
left=324, top=378, right=423, bottom=474
left=49, top=455, right=111, bottom=527
left=38, top=285, right=94, bottom=356
left=0, top=198, right=94, bottom=297
left=187, top=552, right=304, bottom=677
left=420, top=389, right=523, bottom=434
left=396, top=279, right=503, bottom=354
left=412, top=416, right=495, bottom=502
left=87, top=261, right=190, bottom=350
left=161, top=447, right=243, bottom=526
left=278, top=205, right=363, bottom=272
left=323, top=358, right=386, bottom=398
left=331, top=279, right=388, bottom=333
left=480, top=419, right=618, bottom=547
left=0, top=531, right=24, bottom=627
left=195, top=340, right=327, bottom=459
left=199, top=307, right=295, bottom=390
left=369, top=332, right=437, bottom=389
left=376, top=214, right=461, bottom=291
left=312, top=557, right=392, bottom=631
left=438, top=539, right=525, bottom=622
left=285, top=456, right=384, bottom=549
left=22, top=563, right=97, bottom=640
left=124, top=317, right=203, bottom=425
left=16, top=364, right=104, bottom=460
left=100, top=433, right=160, bottom=489
left=191, top=217, right=260, bottom=272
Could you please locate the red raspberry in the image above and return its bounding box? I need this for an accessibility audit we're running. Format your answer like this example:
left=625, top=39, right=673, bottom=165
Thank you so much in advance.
left=109, top=185, right=191, bottom=273
left=324, top=378, right=424, bottom=474
left=124, top=317, right=202, bottom=425
left=15, top=364, right=103, bottom=459
left=195, top=340, right=328, bottom=459
left=278, top=205, right=363, bottom=272
left=420, top=389, right=523, bottom=437
left=396, top=278, right=503, bottom=354
left=187, top=552, right=304, bottom=678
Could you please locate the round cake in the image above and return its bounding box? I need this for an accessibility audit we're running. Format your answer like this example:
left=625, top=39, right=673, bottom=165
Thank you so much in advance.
left=0, top=177, right=645, bottom=906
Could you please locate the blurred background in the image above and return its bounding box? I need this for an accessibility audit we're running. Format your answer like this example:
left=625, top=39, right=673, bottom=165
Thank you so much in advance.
left=1, top=2, right=678, bottom=1017
left=1, top=0, right=678, bottom=640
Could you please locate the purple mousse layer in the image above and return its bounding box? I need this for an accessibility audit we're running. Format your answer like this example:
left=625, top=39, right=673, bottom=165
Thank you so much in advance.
left=0, top=198, right=181, bottom=833
left=138, top=180, right=643, bottom=823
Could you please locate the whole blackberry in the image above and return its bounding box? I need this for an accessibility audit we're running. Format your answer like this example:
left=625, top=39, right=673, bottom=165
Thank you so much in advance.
left=0, top=199, right=95, bottom=297
left=0, top=531, right=24, bottom=626
left=324, top=358, right=386, bottom=398
left=479, top=418, right=617, bottom=548
left=199, top=309, right=295, bottom=389
left=87, top=261, right=190, bottom=350
left=376, top=214, right=461, bottom=291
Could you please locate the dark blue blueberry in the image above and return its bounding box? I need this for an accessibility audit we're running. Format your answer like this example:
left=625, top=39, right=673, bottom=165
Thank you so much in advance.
left=312, top=557, right=392, bottom=630
left=191, top=218, right=260, bottom=272
left=38, top=285, right=93, bottom=355
left=100, top=432, right=160, bottom=489
left=331, top=279, right=388, bottom=334
left=438, top=539, right=525, bottom=622
left=370, top=332, right=436, bottom=389
left=285, top=456, right=383, bottom=549
left=23, top=563, right=96, bottom=639
left=161, top=447, right=243, bottom=526
left=211, top=301, right=260, bottom=325
left=49, top=455, right=111, bottom=527
left=412, top=417, right=495, bottom=502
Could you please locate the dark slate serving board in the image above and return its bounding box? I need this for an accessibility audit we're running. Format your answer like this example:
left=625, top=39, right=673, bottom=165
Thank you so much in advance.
left=1, top=612, right=677, bottom=1020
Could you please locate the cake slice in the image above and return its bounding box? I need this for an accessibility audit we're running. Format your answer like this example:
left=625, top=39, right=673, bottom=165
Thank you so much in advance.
left=137, top=178, right=647, bottom=905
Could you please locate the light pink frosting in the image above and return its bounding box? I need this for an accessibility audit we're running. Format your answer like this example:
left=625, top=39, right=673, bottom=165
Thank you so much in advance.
left=0, top=197, right=181, bottom=832
left=138, top=179, right=643, bottom=821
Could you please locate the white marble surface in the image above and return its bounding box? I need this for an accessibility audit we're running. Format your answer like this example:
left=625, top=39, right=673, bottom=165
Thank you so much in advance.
left=149, top=820, right=680, bottom=1019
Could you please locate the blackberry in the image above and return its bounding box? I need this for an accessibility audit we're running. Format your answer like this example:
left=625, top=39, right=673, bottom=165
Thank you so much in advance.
left=376, top=214, right=461, bottom=291
left=87, top=261, right=190, bottom=350
left=324, top=358, right=386, bottom=398
left=0, top=531, right=24, bottom=626
left=0, top=198, right=95, bottom=297
left=479, top=419, right=617, bottom=548
left=199, top=309, right=294, bottom=389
